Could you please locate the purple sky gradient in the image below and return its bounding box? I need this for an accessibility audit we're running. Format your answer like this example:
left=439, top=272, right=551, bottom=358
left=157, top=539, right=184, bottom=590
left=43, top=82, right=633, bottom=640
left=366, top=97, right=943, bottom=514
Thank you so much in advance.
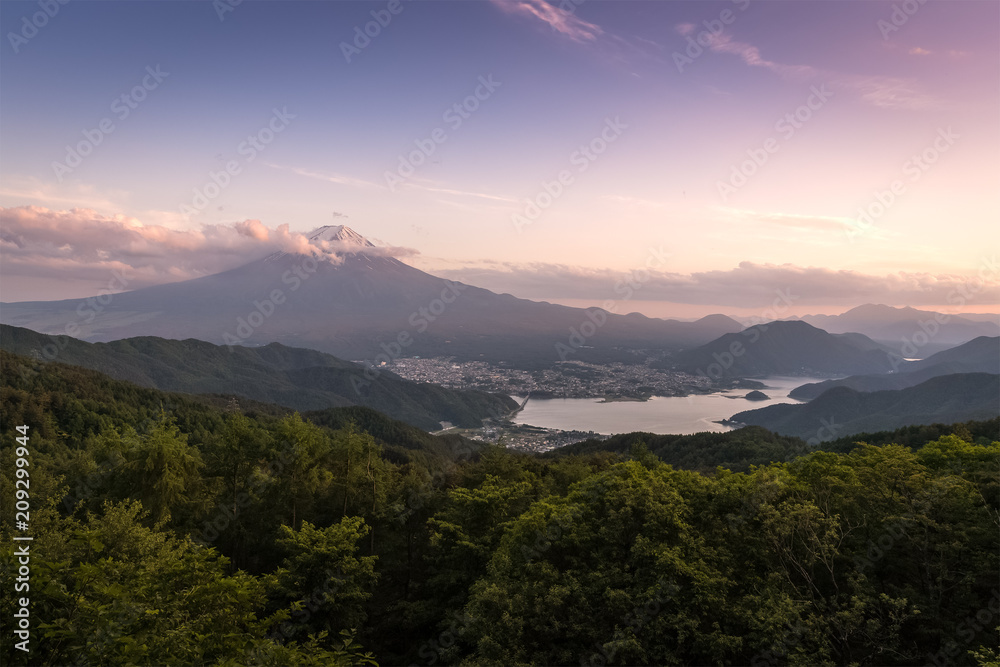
left=1, top=0, right=997, bottom=316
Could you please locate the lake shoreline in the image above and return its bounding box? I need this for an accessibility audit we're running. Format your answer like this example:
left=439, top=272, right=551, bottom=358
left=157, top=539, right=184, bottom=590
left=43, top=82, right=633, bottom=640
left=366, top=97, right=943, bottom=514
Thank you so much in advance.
left=510, top=376, right=831, bottom=437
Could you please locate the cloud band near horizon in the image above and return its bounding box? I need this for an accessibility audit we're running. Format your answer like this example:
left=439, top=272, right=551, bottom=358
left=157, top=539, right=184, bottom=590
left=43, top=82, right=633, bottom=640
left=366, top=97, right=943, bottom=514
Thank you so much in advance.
left=0, top=206, right=417, bottom=296
left=1, top=206, right=996, bottom=314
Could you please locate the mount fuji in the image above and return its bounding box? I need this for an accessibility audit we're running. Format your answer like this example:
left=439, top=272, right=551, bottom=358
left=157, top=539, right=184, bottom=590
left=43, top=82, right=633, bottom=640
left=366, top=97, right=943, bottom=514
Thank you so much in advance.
left=0, top=226, right=743, bottom=367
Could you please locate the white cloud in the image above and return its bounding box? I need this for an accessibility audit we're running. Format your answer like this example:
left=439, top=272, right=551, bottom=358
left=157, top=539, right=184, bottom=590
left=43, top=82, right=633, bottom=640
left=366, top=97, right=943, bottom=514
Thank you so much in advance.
left=0, top=206, right=417, bottom=298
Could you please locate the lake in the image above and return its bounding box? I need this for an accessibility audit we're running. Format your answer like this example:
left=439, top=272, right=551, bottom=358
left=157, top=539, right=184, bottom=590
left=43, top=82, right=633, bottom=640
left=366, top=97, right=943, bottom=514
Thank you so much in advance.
left=510, top=377, right=828, bottom=436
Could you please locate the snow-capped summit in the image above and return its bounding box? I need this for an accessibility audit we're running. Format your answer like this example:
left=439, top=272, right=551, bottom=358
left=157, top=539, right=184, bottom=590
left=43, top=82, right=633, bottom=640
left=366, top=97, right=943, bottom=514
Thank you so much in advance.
left=307, top=225, right=374, bottom=247
left=263, top=224, right=379, bottom=264
left=0, top=220, right=745, bottom=364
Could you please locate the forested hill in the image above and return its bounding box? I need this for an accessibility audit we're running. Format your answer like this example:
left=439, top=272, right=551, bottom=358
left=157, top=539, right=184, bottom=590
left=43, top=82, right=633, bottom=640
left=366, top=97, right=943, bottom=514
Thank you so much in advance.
left=670, top=320, right=898, bottom=377
left=2, top=349, right=998, bottom=666
left=789, top=335, right=999, bottom=400
left=0, top=324, right=515, bottom=431
left=543, top=425, right=809, bottom=472
left=731, top=372, right=1000, bottom=440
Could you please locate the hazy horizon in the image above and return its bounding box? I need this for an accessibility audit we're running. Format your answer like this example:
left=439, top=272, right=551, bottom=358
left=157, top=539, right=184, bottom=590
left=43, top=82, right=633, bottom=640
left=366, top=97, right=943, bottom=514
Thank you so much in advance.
left=2, top=0, right=998, bottom=317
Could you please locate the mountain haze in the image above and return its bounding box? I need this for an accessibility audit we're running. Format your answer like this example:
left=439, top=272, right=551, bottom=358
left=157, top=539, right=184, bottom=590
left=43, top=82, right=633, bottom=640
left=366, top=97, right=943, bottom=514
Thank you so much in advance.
left=797, top=304, right=999, bottom=355
left=671, top=320, right=899, bottom=378
left=789, top=336, right=1000, bottom=400
left=0, top=226, right=743, bottom=367
left=729, top=373, right=1000, bottom=441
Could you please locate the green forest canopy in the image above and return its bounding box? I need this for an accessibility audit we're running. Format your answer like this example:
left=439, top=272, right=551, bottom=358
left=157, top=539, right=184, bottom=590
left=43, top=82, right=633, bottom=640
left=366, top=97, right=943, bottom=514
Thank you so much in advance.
left=2, top=350, right=998, bottom=666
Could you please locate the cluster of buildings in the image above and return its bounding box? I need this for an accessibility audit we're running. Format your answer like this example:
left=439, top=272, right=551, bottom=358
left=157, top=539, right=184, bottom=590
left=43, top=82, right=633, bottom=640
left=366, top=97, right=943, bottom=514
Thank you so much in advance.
left=390, top=357, right=712, bottom=399
left=476, top=422, right=607, bottom=453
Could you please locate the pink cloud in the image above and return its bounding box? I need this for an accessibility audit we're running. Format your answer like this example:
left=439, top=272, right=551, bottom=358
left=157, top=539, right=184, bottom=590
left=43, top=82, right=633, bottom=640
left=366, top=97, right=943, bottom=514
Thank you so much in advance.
left=0, top=206, right=416, bottom=300
left=235, top=218, right=270, bottom=241
left=432, top=260, right=1000, bottom=308
left=702, top=33, right=817, bottom=79
left=490, top=0, right=604, bottom=43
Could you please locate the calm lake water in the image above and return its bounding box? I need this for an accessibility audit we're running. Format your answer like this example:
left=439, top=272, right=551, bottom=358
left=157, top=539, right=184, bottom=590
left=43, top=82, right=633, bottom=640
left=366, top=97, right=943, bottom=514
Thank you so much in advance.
left=510, top=377, right=828, bottom=436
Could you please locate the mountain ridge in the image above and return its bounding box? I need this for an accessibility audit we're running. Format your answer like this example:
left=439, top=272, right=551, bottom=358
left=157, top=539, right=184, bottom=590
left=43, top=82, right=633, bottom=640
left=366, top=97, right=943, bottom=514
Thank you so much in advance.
left=0, top=324, right=515, bottom=431
left=789, top=336, right=1000, bottom=400
left=669, top=320, right=899, bottom=378
left=729, top=373, right=1000, bottom=441
left=793, top=304, right=999, bottom=355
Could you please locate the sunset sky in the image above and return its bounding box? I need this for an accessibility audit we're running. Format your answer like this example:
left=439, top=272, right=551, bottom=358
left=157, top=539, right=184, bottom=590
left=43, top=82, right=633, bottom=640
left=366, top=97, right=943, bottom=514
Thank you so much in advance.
left=1, top=0, right=998, bottom=317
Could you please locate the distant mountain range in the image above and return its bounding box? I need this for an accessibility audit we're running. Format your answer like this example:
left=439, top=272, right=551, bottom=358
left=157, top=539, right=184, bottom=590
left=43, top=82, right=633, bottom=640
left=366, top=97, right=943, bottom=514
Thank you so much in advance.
left=789, top=336, right=1000, bottom=400
left=729, top=373, right=1000, bottom=441
left=0, top=324, right=514, bottom=431
left=795, top=304, right=999, bottom=356
left=0, top=225, right=742, bottom=368
left=670, top=320, right=899, bottom=378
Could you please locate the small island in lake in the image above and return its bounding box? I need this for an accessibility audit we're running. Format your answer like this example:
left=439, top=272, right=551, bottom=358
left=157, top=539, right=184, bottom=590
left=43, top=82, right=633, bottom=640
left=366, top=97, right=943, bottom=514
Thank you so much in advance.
left=598, top=395, right=650, bottom=403
left=745, top=390, right=770, bottom=401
